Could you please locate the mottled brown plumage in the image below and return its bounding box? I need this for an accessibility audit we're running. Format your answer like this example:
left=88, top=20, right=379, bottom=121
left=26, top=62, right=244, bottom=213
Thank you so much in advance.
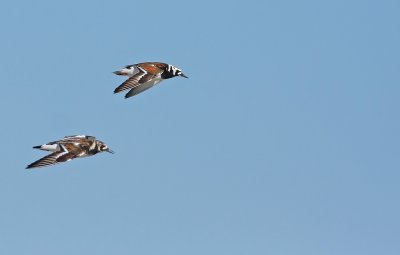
left=113, top=62, right=188, bottom=99
left=26, top=135, right=114, bottom=169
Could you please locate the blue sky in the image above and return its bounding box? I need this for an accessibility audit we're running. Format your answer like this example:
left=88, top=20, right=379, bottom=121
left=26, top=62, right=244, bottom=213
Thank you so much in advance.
left=0, top=0, right=399, bottom=254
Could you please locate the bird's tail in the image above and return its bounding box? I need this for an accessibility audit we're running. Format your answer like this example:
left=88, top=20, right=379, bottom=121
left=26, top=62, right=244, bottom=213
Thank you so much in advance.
left=33, top=144, right=58, bottom=152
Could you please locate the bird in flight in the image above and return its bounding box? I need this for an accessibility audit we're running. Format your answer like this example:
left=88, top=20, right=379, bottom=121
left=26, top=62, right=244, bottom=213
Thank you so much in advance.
left=26, top=135, right=114, bottom=169
left=113, top=62, right=188, bottom=99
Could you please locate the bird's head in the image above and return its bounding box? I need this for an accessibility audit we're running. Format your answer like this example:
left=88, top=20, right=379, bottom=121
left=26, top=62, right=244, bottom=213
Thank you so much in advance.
left=169, top=65, right=188, bottom=78
left=97, top=141, right=114, bottom=154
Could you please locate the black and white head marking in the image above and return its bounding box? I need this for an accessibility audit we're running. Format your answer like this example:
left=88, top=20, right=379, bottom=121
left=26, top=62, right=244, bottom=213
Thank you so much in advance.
left=167, top=65, right=182, bottom=76
left=97, top=141, right=114, bottom=154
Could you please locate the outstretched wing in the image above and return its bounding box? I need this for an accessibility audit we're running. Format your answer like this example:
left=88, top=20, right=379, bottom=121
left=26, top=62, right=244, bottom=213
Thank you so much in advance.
left=26, top=145, right=77, bottom=169
left=113, top=66, right=149, bottom=94
left=124, top=77, right=162, bottom=98
left=114, top=62, right=166, bottom=94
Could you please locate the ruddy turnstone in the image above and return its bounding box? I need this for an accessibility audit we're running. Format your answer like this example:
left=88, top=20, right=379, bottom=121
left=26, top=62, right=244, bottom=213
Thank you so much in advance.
left=26, top=135, right=114, bottom=169
left=113, top=62, right=188, bottom=99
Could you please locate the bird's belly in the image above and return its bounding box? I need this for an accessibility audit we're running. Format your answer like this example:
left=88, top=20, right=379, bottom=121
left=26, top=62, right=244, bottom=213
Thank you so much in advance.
left=141, top=78, right=163, bottom=90
left=149, top=78, right=162, bottom=86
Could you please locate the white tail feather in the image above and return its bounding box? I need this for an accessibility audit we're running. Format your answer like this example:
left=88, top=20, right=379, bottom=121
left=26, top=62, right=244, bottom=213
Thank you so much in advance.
left=38, top=144, right=58, bottom=152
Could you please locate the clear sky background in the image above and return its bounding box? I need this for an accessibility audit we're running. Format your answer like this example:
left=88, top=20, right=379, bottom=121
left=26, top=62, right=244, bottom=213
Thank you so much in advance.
left=0, top=0, right=399, bottom=254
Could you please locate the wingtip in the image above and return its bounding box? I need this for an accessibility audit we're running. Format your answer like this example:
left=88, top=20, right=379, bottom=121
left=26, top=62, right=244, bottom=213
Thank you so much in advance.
left=114, top=87, right=123, bottom=94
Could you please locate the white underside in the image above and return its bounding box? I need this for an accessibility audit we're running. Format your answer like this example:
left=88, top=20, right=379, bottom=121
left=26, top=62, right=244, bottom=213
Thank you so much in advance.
left=40, top=144, right=59, bottom=152
left=147, top=78, right=162, bottom=87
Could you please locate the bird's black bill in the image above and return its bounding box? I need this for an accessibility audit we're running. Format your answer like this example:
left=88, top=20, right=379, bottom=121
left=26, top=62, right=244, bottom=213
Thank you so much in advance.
left=180, top=73, right=189, bottom=78
left=107, top=149, right=115, bottom=154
